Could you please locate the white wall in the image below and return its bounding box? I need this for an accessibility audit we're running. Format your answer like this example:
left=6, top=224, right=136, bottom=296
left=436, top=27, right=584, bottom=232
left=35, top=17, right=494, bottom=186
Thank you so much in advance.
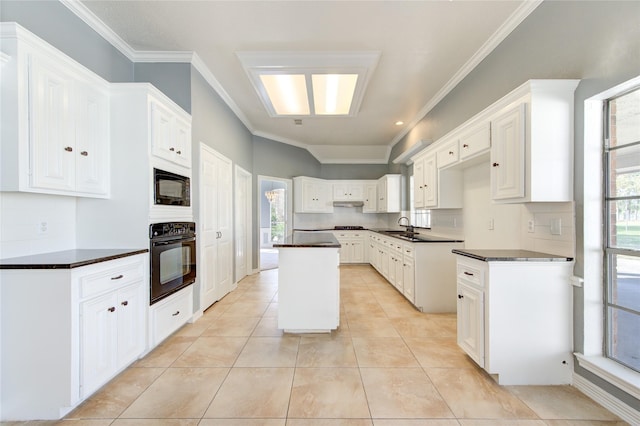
left=0, top=193, right=76, bottom=259
left=429, top=162, right=575, bottom=258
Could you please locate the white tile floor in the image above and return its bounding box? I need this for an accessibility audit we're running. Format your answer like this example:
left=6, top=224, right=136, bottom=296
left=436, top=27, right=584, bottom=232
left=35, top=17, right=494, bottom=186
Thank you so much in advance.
left=5, top=265, right=628, bottom=425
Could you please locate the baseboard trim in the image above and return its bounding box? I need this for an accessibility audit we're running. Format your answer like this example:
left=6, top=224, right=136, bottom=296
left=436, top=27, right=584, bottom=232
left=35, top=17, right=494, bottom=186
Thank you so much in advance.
left=572, top=372, right=640, bottom=424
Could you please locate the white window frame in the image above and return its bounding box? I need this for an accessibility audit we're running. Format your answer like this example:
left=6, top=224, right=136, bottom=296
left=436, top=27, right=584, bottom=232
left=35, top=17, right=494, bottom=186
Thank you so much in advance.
left=576, top=75, right=640, bottom=401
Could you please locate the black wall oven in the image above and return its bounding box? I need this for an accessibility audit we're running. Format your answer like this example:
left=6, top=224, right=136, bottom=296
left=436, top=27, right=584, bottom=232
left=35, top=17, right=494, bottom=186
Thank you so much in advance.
left=150, top=222, right=196, bottom=305
left=154, top=168, right=191, bottom=207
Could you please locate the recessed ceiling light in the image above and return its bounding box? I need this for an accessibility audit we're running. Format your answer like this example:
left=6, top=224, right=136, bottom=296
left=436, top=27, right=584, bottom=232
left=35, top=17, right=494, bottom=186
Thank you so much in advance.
left=395, top=121, right=404, bottom=126
left=237, top=51, right=380, bottom=118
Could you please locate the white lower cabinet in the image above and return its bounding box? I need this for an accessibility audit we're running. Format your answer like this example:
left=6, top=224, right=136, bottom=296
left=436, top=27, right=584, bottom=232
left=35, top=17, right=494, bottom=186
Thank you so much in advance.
left=0, top=253, right=147, bottom=421
left=80, top=281, right=145, bottom=398
left=149, top=285, right=193, bottom=348
left=368, top=232, right=462, bottom=312
left=456, top=281, right=484, bottom=367
left=333, top=231, right=366, bottom=264
left=454, top=254, right=574, bottom=385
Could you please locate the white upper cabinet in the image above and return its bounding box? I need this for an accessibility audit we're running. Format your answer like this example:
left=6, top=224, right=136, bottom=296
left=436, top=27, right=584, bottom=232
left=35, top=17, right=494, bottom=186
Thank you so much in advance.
left=491, top=103, right=526, bottom=200
left=490, top=80, right=579, bottom=203
left=150, top=100, right=192, bottom=168
left=332, top=182, right=364, bottom=201
left=0, top=23, right=110, bottom=198
left=410, top=79, right=579, bottom=206
left=377, top=174, right=401, bottom=213
left=413, top=151, right=462, bottom=209
left=459, top=121, right=491, bottom=161
left=294, top=176, right=334, bottom=213
left=363, top=182, right=378, bottom=213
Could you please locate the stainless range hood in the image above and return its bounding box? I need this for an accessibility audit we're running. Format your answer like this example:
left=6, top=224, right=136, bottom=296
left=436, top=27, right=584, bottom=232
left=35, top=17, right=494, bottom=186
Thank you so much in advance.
left=333, top=200, right=364, bottom=207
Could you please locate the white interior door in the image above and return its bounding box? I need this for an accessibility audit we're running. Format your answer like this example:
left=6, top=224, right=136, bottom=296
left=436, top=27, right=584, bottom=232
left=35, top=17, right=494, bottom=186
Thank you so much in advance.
left=235, top=165, right=252, bottom=281
left=200, top=144, right=219, bottom=310
left=215, top=155, right=233, bottom=300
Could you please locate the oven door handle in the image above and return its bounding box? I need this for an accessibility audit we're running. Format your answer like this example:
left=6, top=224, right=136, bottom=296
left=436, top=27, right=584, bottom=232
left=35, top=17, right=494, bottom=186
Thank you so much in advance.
left=152, top=237, right=196, bottom=246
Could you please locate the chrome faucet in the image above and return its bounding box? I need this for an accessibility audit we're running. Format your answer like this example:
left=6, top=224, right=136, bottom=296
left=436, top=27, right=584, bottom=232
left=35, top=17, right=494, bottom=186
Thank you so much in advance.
left=397, top=216, right=415, bottom=233
left=398, top=216, right=410, bottom=227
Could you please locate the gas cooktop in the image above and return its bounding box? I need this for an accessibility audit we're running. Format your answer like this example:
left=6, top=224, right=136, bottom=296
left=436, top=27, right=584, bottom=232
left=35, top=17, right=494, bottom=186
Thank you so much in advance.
left=334, top=225, right=365, bottom=230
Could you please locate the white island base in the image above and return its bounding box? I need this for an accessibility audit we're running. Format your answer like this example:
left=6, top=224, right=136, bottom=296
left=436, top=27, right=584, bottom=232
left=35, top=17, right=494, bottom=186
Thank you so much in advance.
left=276, top=234, right=340, bottom=333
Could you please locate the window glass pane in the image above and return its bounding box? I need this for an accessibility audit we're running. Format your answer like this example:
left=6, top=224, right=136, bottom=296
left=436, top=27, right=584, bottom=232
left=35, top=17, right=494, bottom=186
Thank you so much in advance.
left=607, top=200, right=640, bottom=249
left=608, top=89, right=640, bottom=148
left=608, top=254, right=640, bottom=312
left=607, top=306, right=640, bottom=371
left=607, top=145, right=640, bottom=198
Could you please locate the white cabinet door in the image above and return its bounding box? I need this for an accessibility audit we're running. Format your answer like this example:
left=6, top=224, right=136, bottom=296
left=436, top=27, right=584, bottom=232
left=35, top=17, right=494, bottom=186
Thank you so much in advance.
left=459, top=121, right=491, bottom=160
left=150, top=99, right=192, bottom=168
left=81, top=291, right=119, bottom=398
left=403, top=258, right=415, bottom=303
left=351, top=236, right=365, bottom=263
left=116, top=283, right=146, bottom=368
left=75, top=83, right=109, bottom=195
left=173, top=115, right=192, bottom=168
left=456, top=282, right=484, bottom=368
left=436, top=139, right=459, bottom=169
left=363, top=183, right=377, bottom=213
left=295, top=177, right=333, bottom=213
left=150, top=100, right=175, bottom=161
left=413, top=158, right=426, bottom=209
left=29, top=54, right=75, bottom=192
left=423, top=154, right=438, bottom=207
left=491, top=103, right=526, bottom=200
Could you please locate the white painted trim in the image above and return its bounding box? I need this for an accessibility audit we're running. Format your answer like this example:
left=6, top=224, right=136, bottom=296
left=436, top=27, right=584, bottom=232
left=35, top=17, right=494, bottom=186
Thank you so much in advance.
left=59, top=0, right=136, bottom=60
left=575, top=354, right=640, bottom=401
left=573, top=371, right=640, bottom=425
left=390, top=0, right=544, bottom=147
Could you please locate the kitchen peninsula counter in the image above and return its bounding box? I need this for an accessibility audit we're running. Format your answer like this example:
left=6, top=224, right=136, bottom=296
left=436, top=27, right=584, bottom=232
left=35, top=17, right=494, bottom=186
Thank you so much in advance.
left=274, top=232, right=340, bottom=333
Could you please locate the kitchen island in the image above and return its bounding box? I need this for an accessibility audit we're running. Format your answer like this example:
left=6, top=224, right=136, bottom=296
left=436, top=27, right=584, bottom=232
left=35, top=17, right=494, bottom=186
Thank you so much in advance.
left=273, top=232, right=340, bottom=333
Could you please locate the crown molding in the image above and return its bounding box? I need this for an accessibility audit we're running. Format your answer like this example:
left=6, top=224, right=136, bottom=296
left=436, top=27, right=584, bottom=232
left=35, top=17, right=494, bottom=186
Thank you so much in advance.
left=389, top=0, right=544, bottom=147
left=60, top=0, right=136, bottom=60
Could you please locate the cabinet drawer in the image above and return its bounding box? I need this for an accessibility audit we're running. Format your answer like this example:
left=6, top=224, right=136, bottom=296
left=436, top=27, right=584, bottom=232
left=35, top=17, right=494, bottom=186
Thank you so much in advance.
left=459, top=122, right=491, bottom=160
left=437, top=140, right=459, bottom=168
left=403, top=245, right=414, bottom=259
left=150, top=285, right=193, bottom=346
left=457, top=260, right=484, bottom=288
left=79, top=258, right=145, bottom=299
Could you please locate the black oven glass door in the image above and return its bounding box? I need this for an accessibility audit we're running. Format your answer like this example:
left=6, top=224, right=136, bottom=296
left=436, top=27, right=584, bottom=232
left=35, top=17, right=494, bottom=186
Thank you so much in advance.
left=151, top=237, right=196, bottom=304
left=154, top=168, right=191, bottom=206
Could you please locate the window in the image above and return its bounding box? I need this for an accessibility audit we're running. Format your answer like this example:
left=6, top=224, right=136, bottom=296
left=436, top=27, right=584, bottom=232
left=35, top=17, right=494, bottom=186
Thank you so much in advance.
left=409, top=175, right=431, bottom=228
left=604, top=87, right=640, bottom=373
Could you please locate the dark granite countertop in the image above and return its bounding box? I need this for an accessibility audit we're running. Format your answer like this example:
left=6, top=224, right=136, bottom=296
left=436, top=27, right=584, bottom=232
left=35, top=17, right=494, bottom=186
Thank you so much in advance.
left=294, top=228, right=461, bottom=243
left=273, top=232, right=341, bottom=248
left=0, top=249, right=149, bottom=270
left=452, top=249, right=573, bottom=262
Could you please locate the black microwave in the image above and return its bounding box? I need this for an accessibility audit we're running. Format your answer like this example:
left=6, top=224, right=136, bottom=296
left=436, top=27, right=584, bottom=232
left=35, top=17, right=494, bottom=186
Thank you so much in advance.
left=154, top=168, right=191, bottom=206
